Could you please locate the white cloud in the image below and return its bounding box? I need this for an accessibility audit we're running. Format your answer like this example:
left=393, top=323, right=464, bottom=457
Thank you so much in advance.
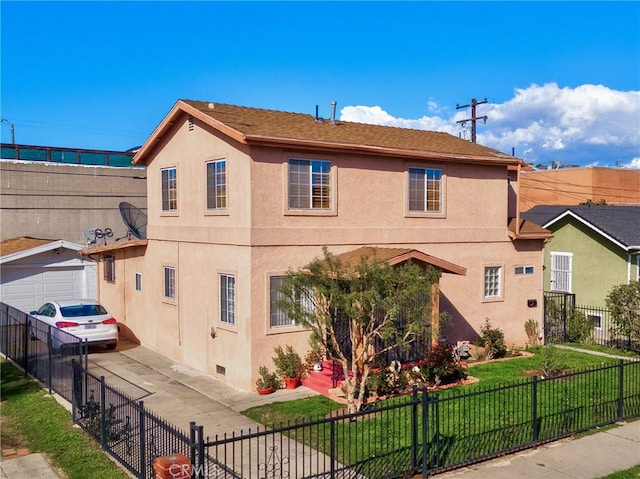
left=624, top=157, right=640, bottom=169
left=340, top=83, right=640, bottom=167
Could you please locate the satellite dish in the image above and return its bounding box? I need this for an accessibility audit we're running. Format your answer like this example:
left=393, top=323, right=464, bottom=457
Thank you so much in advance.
left=118, top=202, right=147, bottom=239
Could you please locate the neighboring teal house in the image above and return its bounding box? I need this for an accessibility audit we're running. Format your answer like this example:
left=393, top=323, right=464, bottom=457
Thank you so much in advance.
left=522, top=205, right=640, bottom=309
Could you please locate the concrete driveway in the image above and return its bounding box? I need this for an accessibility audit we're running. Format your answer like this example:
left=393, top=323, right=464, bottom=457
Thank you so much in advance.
left=87, top=340, right=318, bottom=435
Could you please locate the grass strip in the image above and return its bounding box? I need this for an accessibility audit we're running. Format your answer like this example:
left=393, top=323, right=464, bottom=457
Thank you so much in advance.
left=0, top=359, right=129, bottom=479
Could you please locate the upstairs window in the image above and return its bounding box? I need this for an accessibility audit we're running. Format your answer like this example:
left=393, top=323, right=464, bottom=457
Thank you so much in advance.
left=104, top=254, right=115, bottom=283
left=206, top=160, right=226, bottom=209
left=161, top=167, right=177, bottom=211
left=288, top=159, right=332, bottom=210
left=408, top=167, right=443, bottom=213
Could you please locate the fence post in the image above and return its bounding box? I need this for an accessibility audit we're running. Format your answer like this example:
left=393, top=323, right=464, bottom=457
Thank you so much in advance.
left=330, top=417, right=336, bottom=478
left=71, top=359, right=77, bottom=420
left=99, top=376, right=106, bottom=448
left=617, top=360, right=624, bottom=421
left=531, top=376, right=539, bottom=443
left=561, top=296, right=568, bottom=342
left=190, top=421, right=197, bottom=473
left=47, top=325, right=53, bottom=395
left=139, top=401, right=146, bottom=479
left=411, top=386, right=419, bottom=471
left=421, top=388, right=430, bottom=478
left=22, top=314, right=29, bottom=372
left=197, top=425, right=204, bottom=479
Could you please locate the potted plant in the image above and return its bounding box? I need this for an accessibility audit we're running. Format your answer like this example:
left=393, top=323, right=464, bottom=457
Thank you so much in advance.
left=255, top=366, right=280, bottom=394
left=272, top=345, right=306, bottom=389
left=304, top=341, right=326, bottom=373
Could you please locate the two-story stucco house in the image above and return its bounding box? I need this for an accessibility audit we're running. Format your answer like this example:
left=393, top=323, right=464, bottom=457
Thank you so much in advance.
left=82, top=100, right=551, bottom=391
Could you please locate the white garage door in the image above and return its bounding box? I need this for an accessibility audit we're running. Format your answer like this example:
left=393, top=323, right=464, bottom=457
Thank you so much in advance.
left=0, top=266, right=86, bottom=313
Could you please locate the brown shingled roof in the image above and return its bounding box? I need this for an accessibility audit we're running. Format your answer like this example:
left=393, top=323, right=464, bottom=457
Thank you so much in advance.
left=507, top=218, right=553, bottom=241
left=328, top=246, right=466, bottom=276
left=135, top=100, right=522, bottom=166
left=0, top=237, right=56, bottom=256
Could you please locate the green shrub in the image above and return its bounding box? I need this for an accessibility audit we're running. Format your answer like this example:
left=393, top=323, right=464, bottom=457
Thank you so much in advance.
left=566, top=309, right=593, bottom=344
left=524, top=319, right=540, bottom=346
left=480, top=319, right=507, bottom=359
left=420, top=344, right=467, bottom=386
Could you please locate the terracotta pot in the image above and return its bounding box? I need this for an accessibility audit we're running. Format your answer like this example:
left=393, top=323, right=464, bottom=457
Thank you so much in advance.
left=256, top=386, right=274, bottom=395
left=284, top=377, right=300, bottom=389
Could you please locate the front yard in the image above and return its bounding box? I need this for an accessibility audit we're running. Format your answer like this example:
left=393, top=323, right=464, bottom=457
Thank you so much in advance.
left=241, top=347, right=640, bottom=475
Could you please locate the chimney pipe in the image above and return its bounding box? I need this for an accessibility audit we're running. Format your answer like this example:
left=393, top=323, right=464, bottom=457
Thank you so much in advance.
left=330, top=101, right=337, bottom=124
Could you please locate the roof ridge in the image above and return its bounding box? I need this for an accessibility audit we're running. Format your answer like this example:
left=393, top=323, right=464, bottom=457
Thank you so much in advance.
left=181, top=99, right=316, bottom=119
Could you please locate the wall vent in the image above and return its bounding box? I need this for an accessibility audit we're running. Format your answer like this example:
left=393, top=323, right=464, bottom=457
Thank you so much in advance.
left=216, top=364, right=226, bottom=376
left=188, top=115, right=194, bottom=131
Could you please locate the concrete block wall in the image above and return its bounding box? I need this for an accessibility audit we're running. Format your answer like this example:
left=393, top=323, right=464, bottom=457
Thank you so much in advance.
left=0, top=160, right=147, bottom=244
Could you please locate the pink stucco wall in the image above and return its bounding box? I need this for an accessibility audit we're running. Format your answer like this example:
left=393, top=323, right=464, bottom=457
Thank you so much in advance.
left=98, top=113, right=545, bottom=391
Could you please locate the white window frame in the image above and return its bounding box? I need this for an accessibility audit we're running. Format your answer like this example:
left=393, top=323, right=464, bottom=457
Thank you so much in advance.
left=483, top=265, right=503, bottom=301
left=287, top=158, right=332, bottom=210
left=514, top=265, right=535, bottom=275
left=161, top=167, right=177, bottom=212
left=550, top=252, right=573, bottom=293
left=269, top=276, right=296, bottom=328
left=163, top=266, right=176, bottom=300
left=588, top=313, right=603, bottom=331
left=206, top=159, right=227, bottom=210
left=220, top=274, right=236, bottom=326
left=407, top=166, right=444, bottom=215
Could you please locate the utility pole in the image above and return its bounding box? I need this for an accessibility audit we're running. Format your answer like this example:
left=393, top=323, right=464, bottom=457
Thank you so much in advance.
left=456, top=98, right=487, bottom=143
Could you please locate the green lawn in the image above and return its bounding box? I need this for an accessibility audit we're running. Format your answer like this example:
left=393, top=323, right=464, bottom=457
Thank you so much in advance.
left=0, top=359, right=129, bottom=479
left=241, top=348, right=640, bottom=476
left=600, top=464, right=640, bottom=479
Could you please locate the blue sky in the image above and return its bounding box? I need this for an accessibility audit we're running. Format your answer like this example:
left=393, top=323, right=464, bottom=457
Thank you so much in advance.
left=1, top=1, right=639, bottom=168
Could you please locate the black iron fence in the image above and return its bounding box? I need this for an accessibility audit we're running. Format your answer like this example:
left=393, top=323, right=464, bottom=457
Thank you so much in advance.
left=543, top=292, right=639, bottom=351
left=0, top=302, right=87, bottom=401
left=199, top=360, right=640, bottom=478
left=71, top=362, right=197, bottom=479
left=4, top=299, right=640, bottom=479
left=1, top=143, right=137, bottom=167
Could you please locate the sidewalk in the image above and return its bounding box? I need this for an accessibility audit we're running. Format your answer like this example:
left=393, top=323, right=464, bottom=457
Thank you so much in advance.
left=438, top=420, right=640, bottom=479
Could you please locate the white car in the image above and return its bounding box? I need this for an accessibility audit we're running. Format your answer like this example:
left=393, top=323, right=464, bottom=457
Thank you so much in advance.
left=30, top=299, right=118, bottom=350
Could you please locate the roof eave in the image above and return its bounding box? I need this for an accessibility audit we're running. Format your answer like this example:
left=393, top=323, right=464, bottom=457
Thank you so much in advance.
left=543, top=210, right=630, bottom=251
left=133, top=100, right=247, bottom=165
left=245, top=135, right=523, bottom=166
left=80, top=239, right=148, bottom=256
left=0, top=240, right=87, bottom=265
left=385, top=250, right=467, bottom=275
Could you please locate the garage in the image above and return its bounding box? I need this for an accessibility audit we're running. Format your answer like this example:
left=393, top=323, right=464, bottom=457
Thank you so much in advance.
left=0, top=237, right=96, bottom=312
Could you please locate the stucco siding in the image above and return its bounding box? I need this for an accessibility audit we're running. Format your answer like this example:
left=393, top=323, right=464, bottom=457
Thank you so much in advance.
left=93, top=108, right=546, bottom=391
left=544, top=219, right=628, bottom=307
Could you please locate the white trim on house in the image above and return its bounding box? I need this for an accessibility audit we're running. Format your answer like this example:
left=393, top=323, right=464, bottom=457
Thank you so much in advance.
left=0, top=240, right=86, bottom=265
left=543, top=211, right=630, bottom=251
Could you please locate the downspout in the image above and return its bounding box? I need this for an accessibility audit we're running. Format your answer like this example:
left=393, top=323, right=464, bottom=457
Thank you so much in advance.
left=515, top=163, right=521, bottom=236
left=177, top=241, right=182, bottom=345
